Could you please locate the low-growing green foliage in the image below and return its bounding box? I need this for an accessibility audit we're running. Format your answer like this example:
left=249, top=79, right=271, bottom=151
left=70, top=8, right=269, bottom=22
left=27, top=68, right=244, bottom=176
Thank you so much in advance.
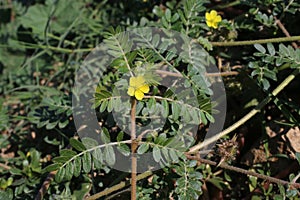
left=1, top=0, right=300, bottom=199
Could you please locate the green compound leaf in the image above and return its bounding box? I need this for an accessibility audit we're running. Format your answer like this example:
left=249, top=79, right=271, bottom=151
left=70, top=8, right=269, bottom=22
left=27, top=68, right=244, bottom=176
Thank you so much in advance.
left=73, top=156, right=82, bottom=177
left=254, top=43, right=266, bottom=54
left=117, top=131, right=124, bottom=142
left=43, top=163, right=61, bottom=173
left=117, top=143, right=130, bottom=156
left=65, top=162, right=74, bottom=181
left=92, top=148, right=103, bottom=164
left=171, top=102, right=180, bottom=121
left=70, top=138, right=86, bottom=152
left=55, top=167, right=65, bottom=183
left=99, top=100, right=108, bottom=112
left=52, top=156, right=72, bottom=164
left=82, top=137, right=99, bottom=149
left=173, top=160, right=203, bottom=199
left=82, top=152, right=92, bottom=173
left=169, top=149, right=179, bottom=162
left=161, top=99, right=169, bottom=118
left=60, top=149, right=77, bottom=157
left=137, top=143, right=150, bottom=154
left=267, top=43, right=275, bottom=56
left=104, top=146, right=116, bottom=166
left=153, top=145, right=162, bottom=162
left=101, top=128, right=111, bottom=144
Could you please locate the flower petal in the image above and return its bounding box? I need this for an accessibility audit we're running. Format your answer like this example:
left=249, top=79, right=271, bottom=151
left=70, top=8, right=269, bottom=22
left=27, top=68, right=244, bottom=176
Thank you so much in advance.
left=127, top=87, right=135, bottom=96
left=138, top=84, right=150, bottom=93
left=135, top=76, right=145, bottom=87
left=135, top=90, right=144, bottom=100
left=215, top=15, right=222, bottom=22
left=205, top=12, right=211, bottom=20
left=206, top=20, right=212, bottom=27
left=210, top=10, right=217, bottom=17
left=212, top=23, right=218, bottom=29
left=129, top=77, right=138, bottom=88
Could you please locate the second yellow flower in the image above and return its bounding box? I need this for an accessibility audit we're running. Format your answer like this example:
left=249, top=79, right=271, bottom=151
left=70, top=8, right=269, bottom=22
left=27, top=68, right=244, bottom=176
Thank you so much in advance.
left=205, top=10, right=222, bottom=29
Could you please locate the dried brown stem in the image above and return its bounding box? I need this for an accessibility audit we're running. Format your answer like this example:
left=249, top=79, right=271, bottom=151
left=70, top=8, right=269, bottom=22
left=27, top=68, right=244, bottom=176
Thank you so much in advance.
left=275, top=18, right=298, bottom=49
left=34, top=171, right=57, bottom=200
left=186, top=155, right=300, bottom=189
left=0, top=162, right=11, bottom=170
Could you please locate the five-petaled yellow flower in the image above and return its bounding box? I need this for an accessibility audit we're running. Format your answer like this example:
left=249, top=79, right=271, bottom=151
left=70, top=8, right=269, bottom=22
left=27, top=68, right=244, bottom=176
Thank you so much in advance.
left=127, top=76, right=150, bottom=100
left=205, top=10, right=222, bottom=29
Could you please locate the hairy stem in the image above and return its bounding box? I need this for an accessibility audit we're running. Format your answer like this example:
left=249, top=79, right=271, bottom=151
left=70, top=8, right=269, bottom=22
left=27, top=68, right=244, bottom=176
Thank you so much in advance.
left=211, top=35, right=300, bottom=46
left=212, top=0, right=241, bottom=9
left=130, top=98, right=137, bottom=200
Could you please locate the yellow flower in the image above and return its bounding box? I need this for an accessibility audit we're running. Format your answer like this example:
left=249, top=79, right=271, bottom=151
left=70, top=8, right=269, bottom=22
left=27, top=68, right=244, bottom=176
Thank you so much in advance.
left=127, top=76, right=150, bottom=100
left=205, top=10, right=222, bottom=29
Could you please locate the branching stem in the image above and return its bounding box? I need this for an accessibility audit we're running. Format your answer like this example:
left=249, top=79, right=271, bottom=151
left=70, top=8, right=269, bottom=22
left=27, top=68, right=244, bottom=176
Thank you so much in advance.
left=189, top=68, right=299, bottom=153
left=211, top=35, right=300, bottom=46
left=186, top=155, right=300, bottom=189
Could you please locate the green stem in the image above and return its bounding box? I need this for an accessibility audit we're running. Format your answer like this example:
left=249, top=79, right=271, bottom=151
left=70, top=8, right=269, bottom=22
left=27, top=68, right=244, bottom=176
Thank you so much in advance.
left=42, top=45, right=93, bottom=53
left=21, top=50, right=48, bottom=69
left=10, top=41, right=93, bottom=53
left=211, top=35, right=300, bottom=46
left=212, top=0, right=241, bottom=9
left=113, top=35, right=134, bottom=77
left=47, top=33, right=76, bottom=46
left=189, top=69, right=300, bottom=153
